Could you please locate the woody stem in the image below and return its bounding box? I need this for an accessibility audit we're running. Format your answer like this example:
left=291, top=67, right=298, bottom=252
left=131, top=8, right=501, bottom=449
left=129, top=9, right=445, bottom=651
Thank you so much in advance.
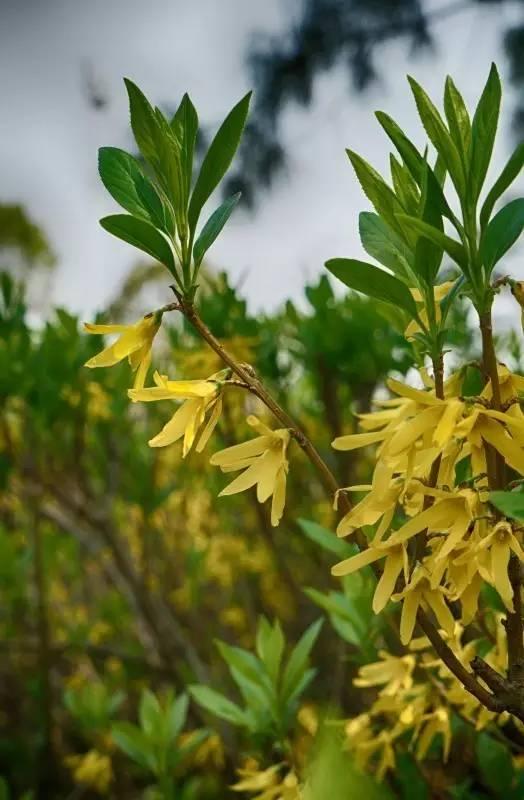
left=171, top=298, right=503, bottom=713
left=479, top=308, right=524, bottom=688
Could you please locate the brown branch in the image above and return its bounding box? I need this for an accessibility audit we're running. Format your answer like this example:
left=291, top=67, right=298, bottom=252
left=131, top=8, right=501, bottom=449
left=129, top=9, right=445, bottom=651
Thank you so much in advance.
left=171, top=299, right=501, bottom=714
left=479, top=309, right=524, bottom=703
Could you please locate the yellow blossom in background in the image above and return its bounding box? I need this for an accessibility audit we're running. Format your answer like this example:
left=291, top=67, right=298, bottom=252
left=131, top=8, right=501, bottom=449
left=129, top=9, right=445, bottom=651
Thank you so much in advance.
left=84, top=312, right=162, bottom=388
left=129, top=370, right=223, bottom=455
left=65, top=749, right=113, bottom=795
left=231, top=761, right=301, bottom=800
left=210, top=415, right=290, bottom=526
left=405, top=282, right=454, bottom=338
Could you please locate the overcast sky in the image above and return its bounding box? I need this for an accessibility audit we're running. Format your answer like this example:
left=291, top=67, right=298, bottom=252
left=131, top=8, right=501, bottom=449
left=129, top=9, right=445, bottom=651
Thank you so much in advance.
left=1, top=0, right=523, bottom=324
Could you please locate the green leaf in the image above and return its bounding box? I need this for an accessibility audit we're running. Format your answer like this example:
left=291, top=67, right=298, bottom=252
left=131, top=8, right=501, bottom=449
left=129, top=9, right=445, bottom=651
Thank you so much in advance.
left=389, top=154, right=419, bottom=215
left=171, top=93, right=199, bottom=205
left=255, top=617, right=285, bottom=685
left=100, top=214, right=176, bottom=274
left=408, top=76, right=465, bottom=196
left=215, top=641, right=271, bottom=694
left=476, top=732, right=514, bottom=797
left=281, top=619, right=323, bottom=703
left=347, top=150, right=407, bottom=239
left=124, top=79, right=166, bottom=167
left=374, top=112, right=457, bottom=225
left=193, top=193, right=241, bottom=267
left=479, top=198, right=524, bottom=274
left=413, top=164, right=444, bottom=284
left=443, top=76, right=471, bottom=162
left=489, top=490, right=524, bottom=521
left=98, top=147, right=167, bottom=230
left=167, top=693, right=189, bottom=740
left=188, top=92, right=251, bottom=234
left=298, top=518, right=354, bottom=559
left=469, top=63, right=502, bottom=206
left=480, top=142, right=524, bottom=229
left=112, top=722, right=156, bottom=773
left=139, top=689, right=162, bottom=736
left=358, top=212, right=412, bottom=279
left=325, top=258, right=418, bottom=318
left=189, top=685, right=248, bottom=726
left=395, top=215, right=467, bottom=271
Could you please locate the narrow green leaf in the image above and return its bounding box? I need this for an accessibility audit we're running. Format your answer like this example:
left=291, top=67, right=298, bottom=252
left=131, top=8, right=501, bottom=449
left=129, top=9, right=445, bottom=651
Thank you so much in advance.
left=469, top=63, right=502, bottom=205
left=281, top=619, right=323, bottom=703
left=375, top=111, right=456, bottom=223
left=407, top=76, right=465, bottom=196
left=193, top=192, right=241, bottom=267
left=479, top=198, right=524, bottom=274
left=171, top=93, right=199, bottom=208
left=189, top=685, right=248, bottom=726
left=413, top=164, right=444, bottom=284
left=347, top=150, right=407, bottom=240
left=167, top=693, right=189, bottom=740
left=480, top=142, right=524, bottom=229
left=112, top=722, right=155, bottom=772
left=298, top=518, right=354, bottom=559
left=188, top=92, right=251, bottom=233
left=139, top=689, right=162, bottom=736
left=395, top=214, right=467, bottom=271
left=98, top=147, right=167, bottom=229
left=443, top=76, right=471, bottom=163
left=100, top=214, right=176, bottom=274
left=389, top=154, right=419, bottom=215
left=124, top=79, right=165, bottom=167
left=325, top=258, right=418, bottom=318
left=255, top=617, right=285, bottom=685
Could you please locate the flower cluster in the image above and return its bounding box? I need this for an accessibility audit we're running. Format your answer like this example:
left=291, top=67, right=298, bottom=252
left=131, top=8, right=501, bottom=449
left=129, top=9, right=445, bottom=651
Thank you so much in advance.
left=84, top=317, right=291, bottom=524
left=332, top=365, right=524, bottom=644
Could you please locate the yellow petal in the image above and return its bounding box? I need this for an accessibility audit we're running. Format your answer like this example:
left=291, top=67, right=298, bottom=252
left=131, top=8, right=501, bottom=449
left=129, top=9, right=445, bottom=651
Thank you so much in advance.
left=386, top=405, right=443, bottom=457
left=432, top=399, right=464, bottom=448
left=256, top=449, right=281, bottom=502
left=387, top=500, right=457, bottom=545
left=332, top=431, right=388, bottom=451
left=210, top=436, right=273, bottom=467
left=373, top=547, right=404, bottom=613
left=331, top=547, right=385, bottom=577
left=84, top=322, right=129, bottom=334
left=425, top=591, right=455, bottom=636
left=148, top=400, right=197, bottom=449
left=132, top=349, right=151, bottom=389
left=491, top=540, right=513, bottom=611
left=196, top=396, right=223, bottom=453
left=480, top=418, right=524, bottom=474
left=271, top=466, right=287, bottom=526
left=219, top=458, right=267, bottom=496
left=387, top=378, right=440, bottom=405
left=400, top=589, right=422, bottom=644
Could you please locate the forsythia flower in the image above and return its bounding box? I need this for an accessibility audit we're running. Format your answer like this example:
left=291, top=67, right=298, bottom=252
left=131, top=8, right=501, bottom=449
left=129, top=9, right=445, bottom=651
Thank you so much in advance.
left=84, top=312, right=162, bottom=388
left=231, top=762, right=301, bottom=799
left=65, top=749, right=112, bottom=794
left=129, top=370, right=224, bottom=456
left=330, top=365, right=524, bottom=642
left=210, top=415, right=290, bottom=526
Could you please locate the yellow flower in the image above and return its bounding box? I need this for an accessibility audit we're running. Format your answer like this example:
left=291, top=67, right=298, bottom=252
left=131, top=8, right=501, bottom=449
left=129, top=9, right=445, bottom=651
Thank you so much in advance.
left=477, top=520, right=524, bottom=610
left=65, top=749, right=112, bottom=794
left=354, top=651, right=416, bottom=696
left=84, top=312, right=162, bottom=388
left=332, top=540, right=408, bottom=614
left=393, top=566, right=454, bottom=645
left=129, top=370, right=223, bottom=456
left=416, top=707, right=451, bottom=762
left=231, top=763, right=300, bottom=799
left=210, top=416, right=290, bottom=526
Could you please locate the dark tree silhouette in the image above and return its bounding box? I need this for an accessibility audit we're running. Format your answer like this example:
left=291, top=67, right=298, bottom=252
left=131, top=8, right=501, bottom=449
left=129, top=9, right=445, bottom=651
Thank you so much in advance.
left=224, top=0, right=523, bottom=206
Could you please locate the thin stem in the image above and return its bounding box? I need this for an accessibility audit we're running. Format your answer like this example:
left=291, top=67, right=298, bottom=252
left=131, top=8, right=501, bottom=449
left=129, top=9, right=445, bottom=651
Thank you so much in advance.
left=172, top=299, right=500, bottom=712
left=479, top=308, right=524, bottom=698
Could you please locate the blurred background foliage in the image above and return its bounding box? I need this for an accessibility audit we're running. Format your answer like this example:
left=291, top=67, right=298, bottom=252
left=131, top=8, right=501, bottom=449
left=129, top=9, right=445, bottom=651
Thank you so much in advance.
left=2, top=206, right=524, bottom=799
